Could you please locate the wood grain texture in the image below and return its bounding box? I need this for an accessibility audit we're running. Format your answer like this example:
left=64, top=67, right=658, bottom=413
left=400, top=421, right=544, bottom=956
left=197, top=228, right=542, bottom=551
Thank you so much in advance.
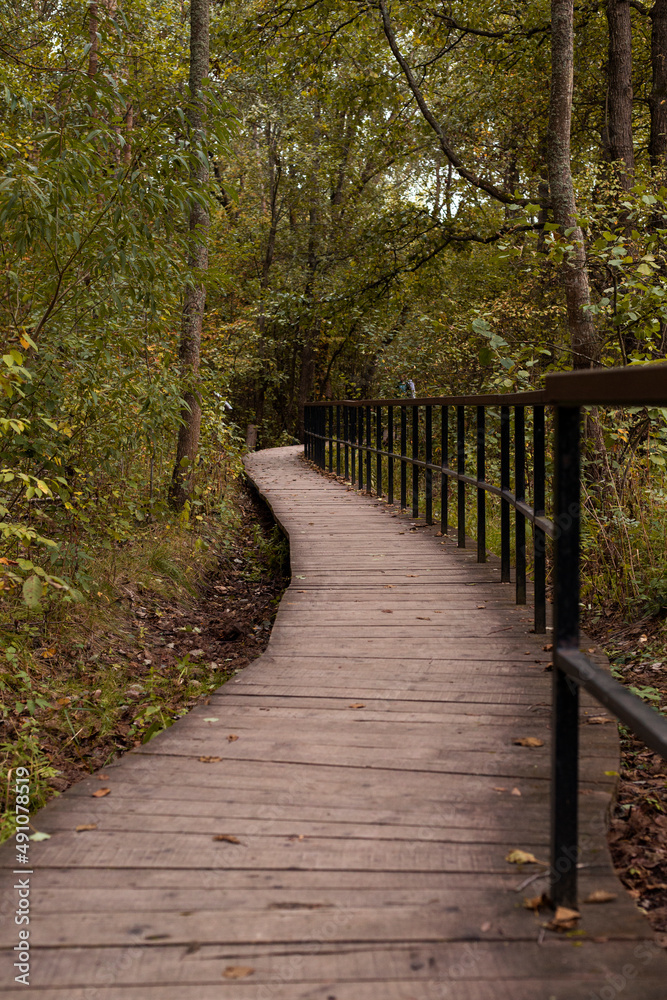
left=0, top=444, right=664, bottom=999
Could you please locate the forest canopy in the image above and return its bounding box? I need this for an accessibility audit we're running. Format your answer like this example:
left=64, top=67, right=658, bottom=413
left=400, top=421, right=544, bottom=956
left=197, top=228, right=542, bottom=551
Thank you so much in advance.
left=1, top=0, right=667, bottom=606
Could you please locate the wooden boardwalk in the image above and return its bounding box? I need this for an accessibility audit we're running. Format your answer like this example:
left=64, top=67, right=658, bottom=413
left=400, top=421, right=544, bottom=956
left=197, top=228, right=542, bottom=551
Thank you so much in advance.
left=1, top=444, right=666, bottom=998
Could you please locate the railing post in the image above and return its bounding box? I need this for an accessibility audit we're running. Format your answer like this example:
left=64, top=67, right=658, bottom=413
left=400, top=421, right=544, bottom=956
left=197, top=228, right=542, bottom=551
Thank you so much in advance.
left=328, top=405, right=333, bottom=472
left=515, top=405, right=526, bottom=604
left=533, top=405, right=546, bottom=633
left=457, top=405, right=465, bottom=548
left=351, top=406, right=356, bottom=486
left=366, top=404, right=372, bottom=494
left=336, top=405, right=341, bottom=477
left=425, top=405, right=433, bottom=525
left=441, top=405, right=449, bottom=536
left=304, top=407, right=309, bottom=459
left=500, top=405, right=511, bottom=582
left=376, top=405, right=383, bottom=500
left=551, top=404, right=581, bottom=909
left=412, top=405, right=419, bottom=518
left=477, top=406, right=486, bottom=563
left=400, top=406, right=407, bottom=510
left=387, top=405, right=394, bottom=504
left=344, top=405, right=349, bottom=482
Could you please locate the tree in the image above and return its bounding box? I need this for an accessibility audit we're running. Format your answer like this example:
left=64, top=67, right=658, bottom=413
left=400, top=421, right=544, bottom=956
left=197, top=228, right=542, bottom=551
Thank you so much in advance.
left=605, top=0, right=635, bottom=187
left=548, top=0, right=599, bottom=368
left=170, top=0, right=210, bottom=508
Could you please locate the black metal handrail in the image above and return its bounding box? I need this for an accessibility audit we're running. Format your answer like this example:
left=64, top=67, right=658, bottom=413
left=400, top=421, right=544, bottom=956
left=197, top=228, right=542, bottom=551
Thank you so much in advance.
left=304, top=363, right=667, bottom=908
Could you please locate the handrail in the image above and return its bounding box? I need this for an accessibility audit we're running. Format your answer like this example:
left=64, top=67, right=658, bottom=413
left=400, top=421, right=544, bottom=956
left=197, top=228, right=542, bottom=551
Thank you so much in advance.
left=303, top=362, right=667, bottom=910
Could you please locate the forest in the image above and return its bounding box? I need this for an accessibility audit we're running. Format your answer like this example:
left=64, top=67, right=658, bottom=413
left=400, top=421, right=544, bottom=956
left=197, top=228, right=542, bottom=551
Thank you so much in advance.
left=2, top=0, right=667, bottom=894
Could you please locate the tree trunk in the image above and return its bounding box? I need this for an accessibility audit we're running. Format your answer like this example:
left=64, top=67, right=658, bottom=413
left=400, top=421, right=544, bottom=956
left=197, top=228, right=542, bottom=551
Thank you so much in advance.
left=650, top=0, right=667, bottom=171
left=169, top=0, right=209, bottom=509
left=548, top=0, right=599, bottom=369
left=606, top=0, right=634, bottom=188
left=87, top=3, right=99, bottom=78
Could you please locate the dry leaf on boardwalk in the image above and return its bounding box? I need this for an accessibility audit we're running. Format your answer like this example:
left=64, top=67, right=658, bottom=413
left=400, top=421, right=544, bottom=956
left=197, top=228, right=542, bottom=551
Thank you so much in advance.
left=543, top=643, right=553, bottom=651
left=198, top=756, right=222, bottom=763
left=349, top=703, right=366, bottom=709
left=213, top=834, right=242, bottom=844
left=506, top=849, right=546, bottom=866
left=524, top=894, right=548, bottom=911
left=513, top=737, right=544, bottom=748
left=416, top=616, right=431, bottom=621
left=227, top=734, right=239, bottom=742
left=548, top=906, right=580, bottom=930
left=223, top=966, right=254, bottom=979
left=511, top=787, right=522, bottom=796
left=382, top=609, right=393, bottom=614
left=584, top=890, right=617, bottom=904
left=585, top=716, right=613, bottom=726
left=75, top=824, right=98, bottom=832
left=92, top=788, right=111, bottom=797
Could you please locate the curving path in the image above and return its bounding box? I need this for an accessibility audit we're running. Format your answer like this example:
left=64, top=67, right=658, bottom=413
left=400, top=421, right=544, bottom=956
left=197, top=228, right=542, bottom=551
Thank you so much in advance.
left=0, top=444, right=665, bottom=999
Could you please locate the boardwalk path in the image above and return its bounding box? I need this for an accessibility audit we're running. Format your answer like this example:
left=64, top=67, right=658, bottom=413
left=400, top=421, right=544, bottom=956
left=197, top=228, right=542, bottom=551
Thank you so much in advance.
left=1, top=444, right=666, bottom=998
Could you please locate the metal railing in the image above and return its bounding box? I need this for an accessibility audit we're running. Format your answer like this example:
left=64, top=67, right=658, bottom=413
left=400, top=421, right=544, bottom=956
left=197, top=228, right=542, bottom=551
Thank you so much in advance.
left=304, top=363, right=667, bottom=907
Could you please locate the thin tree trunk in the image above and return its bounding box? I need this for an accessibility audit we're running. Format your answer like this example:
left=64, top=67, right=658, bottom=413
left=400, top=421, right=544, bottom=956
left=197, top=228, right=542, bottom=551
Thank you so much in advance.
left=169, top=0, right=209, bottom=508
left=87, top=3, right=99, bottom=78
left=650, top=0, right=667, bottom=171
left=606, top=0, right=635, bottom=188
left=548, top=0, right=599, bottom=369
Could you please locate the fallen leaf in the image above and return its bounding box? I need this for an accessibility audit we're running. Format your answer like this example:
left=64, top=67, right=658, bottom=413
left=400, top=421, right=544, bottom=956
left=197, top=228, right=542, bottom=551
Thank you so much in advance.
left=543, top=643, right=553, bottom=651
left=92, top=788, right=111, bottom=798
left=97, top=774, right=109, bottom=779
left=477, top=604, right=486, bottom=609
left=28, top=831, right=51, bottom=842
left=198, top=756, right=222, bottom=764
left=416, top=616, right=431, bottom=621
left=588, top=648, right=596, bottom=653
left=223, top=966, right=254, bottom=979
left=203, top=717, right=219, bottom=723
left=406, top=574, right=418, bottom=577
left=493, top=786, right=507, bottom=792
left=349, top=703, right=366, bottom=709
left=75, top=824, right=98, bottom=833
left=584, top=890, right=617, bottom=904
left=383, top=585, right=395, bottom=589
left=585, top=716, right=613, bottom=725
left=513, top=737, right=544, bottom=748
left=549, top=906, right=580, bottom=930
left=506, top=849, right=545, bottom=866
left=213, top=834, right=242, bottom=844
left=524, top=894, right=547, bottom=911
left=56, top=697, right=71, bottom=706
left=382, top=609, right=393, bottom=614
left=511, top=787, right=522, bottom=796
left=227, top=734, right=239, bottom=742
left=41, top=647, right=56, bottom=658
left=480, top=921, right=492, bottom=932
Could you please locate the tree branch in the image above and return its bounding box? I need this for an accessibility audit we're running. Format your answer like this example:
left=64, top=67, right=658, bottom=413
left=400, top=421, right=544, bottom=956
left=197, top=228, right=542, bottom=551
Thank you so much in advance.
left=375, top=0, right=536, bottom=207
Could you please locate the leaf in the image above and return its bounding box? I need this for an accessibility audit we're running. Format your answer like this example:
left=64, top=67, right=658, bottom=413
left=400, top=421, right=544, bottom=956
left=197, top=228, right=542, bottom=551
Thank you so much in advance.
left=227, top=734, right=239, bottom=742
left=214, top=834, right=241, bottom=844
left=550, top=906, right=580, bottom=929
left=198, top=756, right=222, bottom=763
left=513, top=737, right=544, bottom=748
left=203, top=717, right=219, bottom=723
left=511, top=787, right=522, bottom=796
left=92, top=788, right=111, bottom=797
left=584, top=890, right=617, bottom=904
left=505, top=849, right=545, bottom=866
left=223, top=966, right=254, bottom=979
left=22, top=574, right=43, bottom=608
left=75, top=824, right=98, bottom=832
left=523, top=894, right=547, bottom=911
left=28, top=831, right=51, bottom=841
left=349, top=703, right=366, bottom=709
left=585, top=716, right=613, bottom=725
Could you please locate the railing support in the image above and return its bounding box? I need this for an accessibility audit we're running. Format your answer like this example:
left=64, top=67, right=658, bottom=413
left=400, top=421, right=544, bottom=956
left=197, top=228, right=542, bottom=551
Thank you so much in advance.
left=551, top=405, right=581, bottom=908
